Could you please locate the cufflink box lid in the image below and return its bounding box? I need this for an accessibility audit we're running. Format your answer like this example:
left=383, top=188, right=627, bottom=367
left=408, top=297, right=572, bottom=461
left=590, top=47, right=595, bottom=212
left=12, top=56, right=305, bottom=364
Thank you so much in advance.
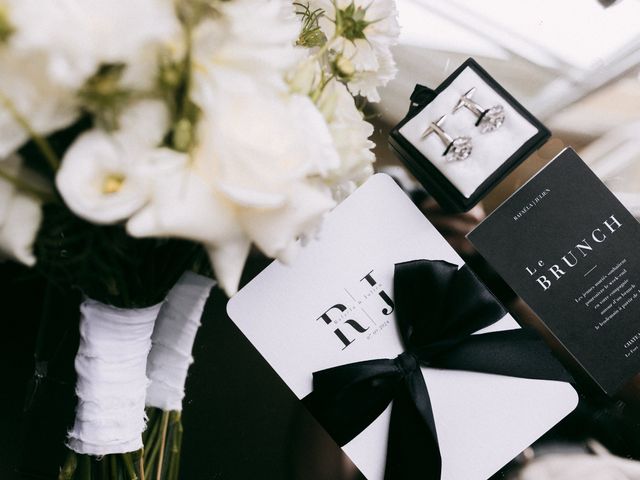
left=389, top=58, right=551, bottom=212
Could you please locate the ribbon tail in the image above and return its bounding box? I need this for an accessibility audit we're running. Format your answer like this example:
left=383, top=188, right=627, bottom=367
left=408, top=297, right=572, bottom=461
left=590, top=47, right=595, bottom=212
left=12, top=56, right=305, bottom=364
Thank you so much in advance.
left=431, top=329, right=574, bottom=384
left=303, top=360, right=401, bottom=447
left=385, top=369, right=441, bottom=480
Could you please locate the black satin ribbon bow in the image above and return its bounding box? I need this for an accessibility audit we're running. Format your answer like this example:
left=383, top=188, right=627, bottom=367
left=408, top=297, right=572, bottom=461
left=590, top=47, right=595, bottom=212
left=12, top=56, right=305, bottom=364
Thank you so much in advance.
left=303, top=260, right=573, bottom=480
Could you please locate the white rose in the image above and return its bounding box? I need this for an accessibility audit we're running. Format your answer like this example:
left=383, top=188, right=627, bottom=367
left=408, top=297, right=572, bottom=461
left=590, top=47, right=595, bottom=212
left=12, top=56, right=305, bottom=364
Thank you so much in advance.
left=7, top=0, right=180, bottom=89
left=191, top=0, right=300, bottom=106
left=197, top=91, right=340, bottom=261
left=56, top=101, right=170, bottom=224
left=236, top=179, right=335, bottom=262
left=124, top=0, right=360, bottom=295
left=0, top=155, right=43, bottom=266
left=128, top=91, right=341, bottom=295
left=196, top=92, right=340, bottom=207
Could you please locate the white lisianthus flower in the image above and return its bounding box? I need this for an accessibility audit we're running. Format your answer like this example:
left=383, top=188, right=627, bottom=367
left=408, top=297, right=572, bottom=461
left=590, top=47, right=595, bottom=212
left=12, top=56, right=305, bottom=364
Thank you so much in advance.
left=317, top=79, right=375, bottom=197
left=191, top=0, right=300, bottom=105
left=128, top=91, right=340, bottom=296
left=127, top=164, right=251, bottom=296
left=0, top=155, right=43, bottom=266
left=56, top=101, right=171, bottom=224
left=6, top=0, right=180, bottom=90
left=310, top=0, right=400, bottom=102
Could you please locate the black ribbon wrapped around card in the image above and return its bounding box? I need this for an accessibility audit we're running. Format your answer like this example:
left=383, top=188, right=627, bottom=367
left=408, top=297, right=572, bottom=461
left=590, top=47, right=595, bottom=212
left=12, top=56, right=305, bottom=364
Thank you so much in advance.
left=303, top=259, right=574, bottom=480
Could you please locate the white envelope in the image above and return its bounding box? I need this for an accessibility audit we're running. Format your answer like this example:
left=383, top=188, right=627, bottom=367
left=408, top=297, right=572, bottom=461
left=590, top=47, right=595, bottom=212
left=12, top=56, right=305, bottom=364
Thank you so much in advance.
left=227, top=174, right=578, bottom=480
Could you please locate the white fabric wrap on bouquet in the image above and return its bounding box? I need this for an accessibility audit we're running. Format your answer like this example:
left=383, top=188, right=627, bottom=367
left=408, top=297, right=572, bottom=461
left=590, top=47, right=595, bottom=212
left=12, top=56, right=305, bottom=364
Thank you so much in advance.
left=68, top=299, right=161, bottom=455
left=146, top=272, right=215, bottom=411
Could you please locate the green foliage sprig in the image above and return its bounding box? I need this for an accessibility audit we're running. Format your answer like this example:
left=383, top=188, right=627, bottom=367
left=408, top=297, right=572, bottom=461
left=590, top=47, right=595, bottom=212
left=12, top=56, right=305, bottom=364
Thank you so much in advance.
left=0, top=5, right=14, bottom=44
left=295, top=2, right=327, bottom=48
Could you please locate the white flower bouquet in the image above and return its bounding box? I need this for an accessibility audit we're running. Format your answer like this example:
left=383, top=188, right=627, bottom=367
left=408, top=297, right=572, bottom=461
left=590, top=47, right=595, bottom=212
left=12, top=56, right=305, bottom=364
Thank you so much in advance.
left=0, top=0, right=399, bottom=478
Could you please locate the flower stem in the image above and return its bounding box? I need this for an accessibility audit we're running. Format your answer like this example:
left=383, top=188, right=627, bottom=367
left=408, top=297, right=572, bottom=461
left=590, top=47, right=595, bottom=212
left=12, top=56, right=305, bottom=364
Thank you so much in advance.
left=168, top=412, right=183, bottom=480
left=310, top=33, right=338, bottom=62
left=0, top=88, right=61, bottom=170
left=0, top=166, right=55, bottom=202
left=142, top=408, right=184, bottom=480
left=143, top=409, right=164, bottom=476
left=109, top=455, right=118, bottom=480
left=58, top=451, right=78, bottom=480
left=137, top=452, right=145, bottom=480
left=98, top=456, right=109, bottom=480
left=77, top=454, right=91, bottom=480
left=122, top=453, right=138, bottom=480
left=156, top=411, right=170, bottom=480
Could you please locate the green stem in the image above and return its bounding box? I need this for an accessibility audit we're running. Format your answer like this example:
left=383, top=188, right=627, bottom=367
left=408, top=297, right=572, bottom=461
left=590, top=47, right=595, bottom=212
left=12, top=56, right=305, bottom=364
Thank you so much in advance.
left=306, top=32, right=343, bottom=102
left=171, top=20, right=197, bottom=156
left=135, top=450, right=145, bottom=480
left=77, top=455, right=91, bottom=480
left=320, top=73, right=337, bottom=92
left=58, top=451, right=77, bottom=480
left=310, top=33, right=338, bottom=63
left=155, top=411, right=170, bottom=480
left=121, top=453, right=138, bottom=480
left=99, top=456, right=109, bottom=480
left=0, top=166, right=55, bottom=203
left=143, top=410, right=185, bottom=480
left=0, top=89, right=61, bottom=171
left=310, top=70, right=338, bottom=103
left=109, top=455, right=118, bottom=480
left=168, top=412, right=183, bottom=480
left=143, top=410, right=164, bottom=475
left=182, top=23, right=193, bottom=116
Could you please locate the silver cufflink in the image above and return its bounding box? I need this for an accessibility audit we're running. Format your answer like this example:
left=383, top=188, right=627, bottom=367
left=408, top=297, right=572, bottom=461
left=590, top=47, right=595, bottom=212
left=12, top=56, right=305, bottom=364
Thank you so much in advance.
left=453, top=87, right=505, bottom=133
left=421, top=114, right=472, bottom=162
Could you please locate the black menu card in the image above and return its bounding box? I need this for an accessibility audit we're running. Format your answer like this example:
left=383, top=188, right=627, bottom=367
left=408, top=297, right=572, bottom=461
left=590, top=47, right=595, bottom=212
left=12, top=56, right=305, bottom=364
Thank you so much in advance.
left=468, top=148, right=640, bottom=395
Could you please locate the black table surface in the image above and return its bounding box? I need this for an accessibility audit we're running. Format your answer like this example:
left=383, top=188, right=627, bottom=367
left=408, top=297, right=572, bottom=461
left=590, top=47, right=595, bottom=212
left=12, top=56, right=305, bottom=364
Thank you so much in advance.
left=2, top=258, right=639, bottom=480
left=0, top=260, right=357, bottom=480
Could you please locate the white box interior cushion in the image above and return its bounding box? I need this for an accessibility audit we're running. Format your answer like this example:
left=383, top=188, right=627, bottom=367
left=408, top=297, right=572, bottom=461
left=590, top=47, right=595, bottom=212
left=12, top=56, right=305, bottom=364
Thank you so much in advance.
left=399, top=67, right=538, bottom=198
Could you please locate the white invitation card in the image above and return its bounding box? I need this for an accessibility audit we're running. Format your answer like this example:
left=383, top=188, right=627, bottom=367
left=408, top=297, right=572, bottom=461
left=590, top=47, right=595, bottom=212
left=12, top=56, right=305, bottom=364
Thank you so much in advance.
left=228, top=174, right=578, bottom=480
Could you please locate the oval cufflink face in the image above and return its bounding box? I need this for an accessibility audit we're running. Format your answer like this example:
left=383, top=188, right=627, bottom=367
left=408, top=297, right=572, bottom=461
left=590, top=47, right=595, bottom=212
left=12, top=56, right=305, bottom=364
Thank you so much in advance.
left=444, top=136, right=473, bottom=162
left=477, top=105, right=506, bottom=133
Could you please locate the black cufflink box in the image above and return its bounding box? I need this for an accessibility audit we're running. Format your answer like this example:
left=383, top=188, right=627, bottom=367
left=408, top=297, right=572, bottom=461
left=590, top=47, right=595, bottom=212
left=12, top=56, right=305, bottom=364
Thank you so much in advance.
left=389, top=58, right=551, bottom=212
